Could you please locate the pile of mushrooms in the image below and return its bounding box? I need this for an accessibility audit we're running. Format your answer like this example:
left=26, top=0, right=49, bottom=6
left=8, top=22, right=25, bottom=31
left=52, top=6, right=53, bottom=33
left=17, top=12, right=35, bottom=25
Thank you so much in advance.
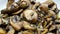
left=0, top=0, right=60, bottom=34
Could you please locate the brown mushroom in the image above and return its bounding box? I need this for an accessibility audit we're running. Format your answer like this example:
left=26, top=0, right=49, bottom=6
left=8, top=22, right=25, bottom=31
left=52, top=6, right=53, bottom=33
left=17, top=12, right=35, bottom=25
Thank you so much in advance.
left=12, top=9, right=23, bottom=15
left=23, top=21, right=36, bottom=30
left=49, top=25, right=56, bottom=31
left=1, top=2, right=20, bottom=14
left=7, top=0, right=14, bottom=8
left=23, top=9, right=38, bottom=23
left=22, top=30, right=34, bottom=34
left=0, top=28, right=6, bottom=34
left=10, top=16, right=23, bottom=31
left=7, top=26, right=15, bottom=34
left=44, top=10, right=56, bottom=18
left=40, top=4, right=49, bottom=12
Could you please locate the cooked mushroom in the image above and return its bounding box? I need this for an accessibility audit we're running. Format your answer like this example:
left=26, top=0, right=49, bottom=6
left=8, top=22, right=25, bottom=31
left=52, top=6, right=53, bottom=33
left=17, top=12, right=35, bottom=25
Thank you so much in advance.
left=7, top=0, right=14, bottom=8
left=22, top=30, right=34, bottom=34
left=10, top=16, right=23, bottom=31
left=20, top=1, right=29, bottom=9
left=47, top=32, right=55, bottom=34
left=2, top=17, right=10, bottom=25
left=49, top=25, right=56, bottom=31
left=45, top=21, right=53, bottom=29
left=37, top=28, right=48, bottom=34
left=44, top=10, right=56, bottom=18
left=12, top=9, right=23, bottom=15
left=32, top=2, right=40, bottom=10
left=40, top=4, right=49, bottom=11
left=7, top=26, right=15, bottom=34
left=42, top=0, right=55, bottom=8
left=56, top=11, right=60, bottom=19
left=18, top=31, right=22, bottom=34
left=23, top=21, right=36, bottom=30
left=0, top=28, right=6, bottom=34
left=1, top=2, right=20, bottom=14
left=23, top=9, right=38, bottom=23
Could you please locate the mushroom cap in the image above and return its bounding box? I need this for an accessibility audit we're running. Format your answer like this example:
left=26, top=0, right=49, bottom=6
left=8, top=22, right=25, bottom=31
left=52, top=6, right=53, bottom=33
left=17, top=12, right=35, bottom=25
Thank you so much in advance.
left=23, top=9, right=38, bottom=23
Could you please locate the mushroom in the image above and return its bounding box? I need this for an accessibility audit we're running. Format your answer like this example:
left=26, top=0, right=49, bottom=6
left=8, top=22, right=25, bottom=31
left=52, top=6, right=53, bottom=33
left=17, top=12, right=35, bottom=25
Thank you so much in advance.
left=1, top=2, right=20, bottom=14
left=32, top=2, right=40, bottom=10
left=42, top=0, right=55, bottom=8
left=49, top=25, right=56, bottom=31
left=7, top=0, right=14, bottom=8
left=23, top=21, right=36, bottom=30
left=12, top=9, right=23, bottom=15
left=7, top=26, right=15, bottom=34
left=0, top=28, right=6, bottom=34
left=37, top=28, right=48, bottom=34
left=44, top=10, right=56, bottom=18
left=22, top=30, right=34, bottom=34
left=20, top=1, right=29, bottom=9
left=18, top=31, right=22, bottom=34
left=47, top=32, right=55, bottom=34
left=10, top=16, right=23, bottom=31
left=2, top=17, right=10, bottom=25
left=23, top=9, right=38, bottom=23
left=40, top=4, right=49, bottom=12
left=45, top=21, right=53, bottom=29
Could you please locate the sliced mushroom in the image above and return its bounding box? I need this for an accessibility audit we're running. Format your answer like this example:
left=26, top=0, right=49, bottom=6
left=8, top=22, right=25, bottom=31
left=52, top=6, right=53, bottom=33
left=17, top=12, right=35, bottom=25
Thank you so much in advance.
left=41, top=29, right=48, bottom=34
left=7, top=0, right=14, bottom=8
left=20, top=1, right=29, bottom=9
left=46, top=18, right=52, bottom=22
left=37, top=28, right=48, bottom=34
left=12, top=9, right=23, bottom=15
left=49, top=25, right=56, bottom=31
left=0, top=28, right=6, bottom=34
left=47, top=32, right=55, bottom=34
left=23, top=9, right=38, bottom=23
left=23, top=21, right=36, bottom=30
left=45, top=21, right=53, bottom=29
left=40, top=4, right=49, bottom=12
left=10, top=15, right=20, bottom=23
left=0, top=14, right=3, bottom=25
left=2, top=14, right=8, bottom=18
left=7, top=26, right=15, bottom=34
left=42, top=0, right=55, bottom=8
left=55, top=19, right=60, bottom=23
left=22, top=30, right=34, bottom=34
left=10, top=16, right=23, bottom=31
left=56, top=11, right=60, bottom=19
left=18, top=31, right=22, bottom=34
left=1, top=2, right=20, bottom=14
left=44, top=10, right=56, bottom=18
left=2, top=17, right=10, bottom=25
left=50, top=4, right=57, bottom=11
left=30, top=0, right=36, bottom=4
left=32, top=2, right=40, bottom=10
